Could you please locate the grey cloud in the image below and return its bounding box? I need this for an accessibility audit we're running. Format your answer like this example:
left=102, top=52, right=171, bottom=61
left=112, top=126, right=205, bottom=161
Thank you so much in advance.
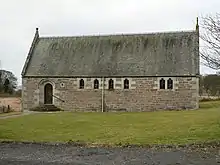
left=0, top=0, right=220, bottom=85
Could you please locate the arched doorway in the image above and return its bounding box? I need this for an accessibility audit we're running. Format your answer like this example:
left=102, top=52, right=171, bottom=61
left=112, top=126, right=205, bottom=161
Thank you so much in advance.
left=44, top=83, right=53, bottom=104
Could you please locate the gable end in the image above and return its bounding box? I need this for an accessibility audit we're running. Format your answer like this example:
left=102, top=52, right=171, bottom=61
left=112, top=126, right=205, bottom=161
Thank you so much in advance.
left=21, top=28, right=40, bottom=77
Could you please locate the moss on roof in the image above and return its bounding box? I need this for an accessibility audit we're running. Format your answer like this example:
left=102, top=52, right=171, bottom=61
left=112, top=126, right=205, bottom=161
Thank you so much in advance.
left=23, top=30, right=199, bottom=77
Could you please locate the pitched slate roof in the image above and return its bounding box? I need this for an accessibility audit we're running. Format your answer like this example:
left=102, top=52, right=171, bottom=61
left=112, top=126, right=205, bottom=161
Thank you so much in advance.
left=22, top=28, right=199, bottom=77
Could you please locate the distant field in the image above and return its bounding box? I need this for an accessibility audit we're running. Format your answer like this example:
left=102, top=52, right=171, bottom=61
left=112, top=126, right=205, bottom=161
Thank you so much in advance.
left=0, top=101, right=220, bottom=146
left=0, top=97, right=21, bottom=112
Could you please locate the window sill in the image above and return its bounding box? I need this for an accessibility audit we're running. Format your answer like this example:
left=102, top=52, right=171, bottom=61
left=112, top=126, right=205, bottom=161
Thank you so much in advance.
left=158, top=89, right=175, bottom=91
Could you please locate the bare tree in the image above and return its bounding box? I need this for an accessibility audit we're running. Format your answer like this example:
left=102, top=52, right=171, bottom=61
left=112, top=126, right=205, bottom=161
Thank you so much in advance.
left=200, top=13, right=220, bottom=70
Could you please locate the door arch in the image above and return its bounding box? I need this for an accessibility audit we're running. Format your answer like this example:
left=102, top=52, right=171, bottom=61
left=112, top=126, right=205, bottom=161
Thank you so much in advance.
left=44, top=83, right=53, bottom=104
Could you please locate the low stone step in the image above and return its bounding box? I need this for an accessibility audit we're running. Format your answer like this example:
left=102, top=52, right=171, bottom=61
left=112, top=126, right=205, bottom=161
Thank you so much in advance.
left=30, top=105, right=63, bottom=112
left=44, top=105, right=61, bottom=112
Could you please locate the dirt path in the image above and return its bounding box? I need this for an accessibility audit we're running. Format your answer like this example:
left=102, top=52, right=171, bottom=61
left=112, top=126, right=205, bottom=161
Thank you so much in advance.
left=0, top=143, right=220, bottom=165
left=0, top=111, right=34, bottom=119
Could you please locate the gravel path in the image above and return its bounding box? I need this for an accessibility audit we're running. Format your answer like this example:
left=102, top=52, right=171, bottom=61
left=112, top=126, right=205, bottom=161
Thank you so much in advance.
left=0, top=143, right=220, bottom=165
left=0, top=111, right=51, bottom=119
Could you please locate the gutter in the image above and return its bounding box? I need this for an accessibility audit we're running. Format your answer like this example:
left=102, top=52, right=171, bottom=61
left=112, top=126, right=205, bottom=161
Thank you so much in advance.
left=101, top=77, right=105, bottom=112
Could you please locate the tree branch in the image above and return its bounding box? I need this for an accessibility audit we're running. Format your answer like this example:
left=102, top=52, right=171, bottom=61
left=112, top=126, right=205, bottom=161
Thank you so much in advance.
left=200, top=13, right=220, bottom=70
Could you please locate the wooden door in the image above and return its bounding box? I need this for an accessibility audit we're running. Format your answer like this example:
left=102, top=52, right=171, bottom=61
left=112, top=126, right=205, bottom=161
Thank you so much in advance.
left=44, top=83, right=53, bottom=104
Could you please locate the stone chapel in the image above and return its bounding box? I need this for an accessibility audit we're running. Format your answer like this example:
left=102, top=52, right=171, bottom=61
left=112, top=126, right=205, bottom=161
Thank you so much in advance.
left=21, top=18, right=200, bottom=112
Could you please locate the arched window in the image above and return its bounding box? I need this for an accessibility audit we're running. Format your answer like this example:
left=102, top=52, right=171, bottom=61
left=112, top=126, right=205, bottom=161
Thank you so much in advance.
left=124, top=79, right=129, bottom=89
left=94, top=79, right=99, bottom=89
left=79, top=79, right=84, bottom=89
left=167, top=78, right=173, bottom=89
left=159, top=78, right=165, bottom=89
left=109, top=79, right=114, bottom=90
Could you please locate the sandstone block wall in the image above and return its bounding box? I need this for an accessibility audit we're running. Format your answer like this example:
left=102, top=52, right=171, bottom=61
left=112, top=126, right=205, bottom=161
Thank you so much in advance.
left=22, top=76, right=199, bottom=112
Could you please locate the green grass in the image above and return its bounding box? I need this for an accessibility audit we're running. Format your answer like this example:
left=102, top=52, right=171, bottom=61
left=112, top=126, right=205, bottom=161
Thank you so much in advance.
left=0, top=101, right=220, bottom=146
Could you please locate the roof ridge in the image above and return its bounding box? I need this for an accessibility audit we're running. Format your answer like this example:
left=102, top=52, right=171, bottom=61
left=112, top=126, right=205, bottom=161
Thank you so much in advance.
left=39, top=30, right=196, bottom=39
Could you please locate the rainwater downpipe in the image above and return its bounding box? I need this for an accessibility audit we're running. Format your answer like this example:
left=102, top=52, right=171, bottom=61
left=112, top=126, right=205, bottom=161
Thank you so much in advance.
left=101, top=77, right=105, bottom=112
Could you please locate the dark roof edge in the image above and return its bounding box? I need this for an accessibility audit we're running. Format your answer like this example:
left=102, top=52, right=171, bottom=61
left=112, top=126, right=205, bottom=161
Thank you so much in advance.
left=22, top=75, right=199, bottom=78
left=21, top=28, right=40, bottom=76
left=39, top=29, right=197, bottom=39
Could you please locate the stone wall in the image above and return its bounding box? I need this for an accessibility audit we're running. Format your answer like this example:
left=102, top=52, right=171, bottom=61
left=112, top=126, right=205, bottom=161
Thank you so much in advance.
left=22, top=76, right=199, bottom=112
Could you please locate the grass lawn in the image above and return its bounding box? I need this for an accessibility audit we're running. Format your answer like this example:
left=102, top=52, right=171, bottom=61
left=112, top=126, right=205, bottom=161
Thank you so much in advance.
left=0, top=101, right=220, bottom=146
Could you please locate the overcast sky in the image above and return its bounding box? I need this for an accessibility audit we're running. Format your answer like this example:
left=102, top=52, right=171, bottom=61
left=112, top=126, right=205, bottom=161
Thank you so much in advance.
left=1, top=0, right=220, bottom=85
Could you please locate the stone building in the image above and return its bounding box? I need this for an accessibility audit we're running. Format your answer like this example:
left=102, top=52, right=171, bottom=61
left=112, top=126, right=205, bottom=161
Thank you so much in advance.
left=21, top=18, right=200, bottom=112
